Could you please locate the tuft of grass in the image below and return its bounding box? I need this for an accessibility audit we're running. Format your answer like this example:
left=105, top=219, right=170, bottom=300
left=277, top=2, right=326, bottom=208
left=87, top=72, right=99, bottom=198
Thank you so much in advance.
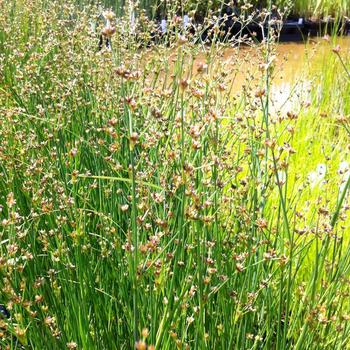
left=0, top=1, right=350, bottom=349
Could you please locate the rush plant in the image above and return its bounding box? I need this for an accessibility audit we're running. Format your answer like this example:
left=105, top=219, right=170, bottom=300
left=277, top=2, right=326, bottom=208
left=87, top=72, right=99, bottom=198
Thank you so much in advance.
left=0, top=0, right=350, bottom=349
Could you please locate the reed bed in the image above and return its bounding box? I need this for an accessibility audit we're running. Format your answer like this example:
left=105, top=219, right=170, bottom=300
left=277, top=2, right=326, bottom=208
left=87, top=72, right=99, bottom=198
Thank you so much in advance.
left=94, top=0, right=350, bottom=18
left=1, top=0, right=350, bottom=349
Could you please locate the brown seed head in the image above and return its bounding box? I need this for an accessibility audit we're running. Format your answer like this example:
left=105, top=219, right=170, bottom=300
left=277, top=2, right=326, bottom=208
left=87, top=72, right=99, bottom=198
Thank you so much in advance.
left=103, top=10, right=115, bottom=20
left=135, top=340, right=147, bottom=350
left=180, top=79, right=189, bottom=90
left=102, top=26, right=116, bottom=37
left=332, top=45, right=341, bottom=54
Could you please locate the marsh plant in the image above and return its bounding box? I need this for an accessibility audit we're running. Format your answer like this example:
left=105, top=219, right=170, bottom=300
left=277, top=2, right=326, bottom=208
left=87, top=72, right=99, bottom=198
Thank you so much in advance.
left=95, top=0, right=350, bottom=18
left=1, top=0, right=350, bottom=349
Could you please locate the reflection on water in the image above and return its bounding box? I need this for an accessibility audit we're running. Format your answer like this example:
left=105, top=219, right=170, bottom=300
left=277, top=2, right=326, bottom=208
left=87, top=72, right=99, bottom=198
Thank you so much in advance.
left=143, top=37, right=350, bottom=113
left=193, top=37, right=350, bottom=113
left=198, top=36, right=350, bottom=84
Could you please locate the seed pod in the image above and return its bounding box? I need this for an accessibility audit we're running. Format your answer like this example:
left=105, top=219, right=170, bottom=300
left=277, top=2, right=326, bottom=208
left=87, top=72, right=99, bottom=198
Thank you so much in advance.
left=102, top=26, right=116, bottom=37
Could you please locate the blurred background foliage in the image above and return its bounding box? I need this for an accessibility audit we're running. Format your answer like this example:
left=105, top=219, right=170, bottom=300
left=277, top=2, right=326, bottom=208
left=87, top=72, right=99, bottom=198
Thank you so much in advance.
left=80, top=0, right=350, bottom=19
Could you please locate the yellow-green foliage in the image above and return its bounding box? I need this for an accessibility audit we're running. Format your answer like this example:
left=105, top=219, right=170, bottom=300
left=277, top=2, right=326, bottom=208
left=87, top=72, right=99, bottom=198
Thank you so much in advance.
left=0, top=0, right=350, bottom=349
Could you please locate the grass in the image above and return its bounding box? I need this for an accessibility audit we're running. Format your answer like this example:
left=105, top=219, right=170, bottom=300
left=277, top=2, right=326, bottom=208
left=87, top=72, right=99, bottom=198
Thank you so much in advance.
left=1, top=0, right=350, bottom=349
left=293, top=0, right=350, bottom=16
left=94, top=0, right=350, bottom=18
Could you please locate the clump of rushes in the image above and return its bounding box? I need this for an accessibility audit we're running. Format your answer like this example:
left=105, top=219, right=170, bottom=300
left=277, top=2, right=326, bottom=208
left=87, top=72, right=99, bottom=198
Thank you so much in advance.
left=1, top=0, right=350, bottom=349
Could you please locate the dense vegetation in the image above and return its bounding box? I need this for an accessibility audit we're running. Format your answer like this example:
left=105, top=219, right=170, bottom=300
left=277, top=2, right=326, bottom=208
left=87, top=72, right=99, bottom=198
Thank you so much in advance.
left=94, top=0, right=350, bottom=18
left=1, top=0, right=350, bottom=349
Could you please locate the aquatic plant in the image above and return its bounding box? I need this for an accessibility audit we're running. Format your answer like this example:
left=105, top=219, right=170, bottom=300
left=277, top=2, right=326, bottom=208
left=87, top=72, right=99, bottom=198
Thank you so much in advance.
left=94, top=0, right=350, bottom=18
left=1, top=0, right=350, bottom=349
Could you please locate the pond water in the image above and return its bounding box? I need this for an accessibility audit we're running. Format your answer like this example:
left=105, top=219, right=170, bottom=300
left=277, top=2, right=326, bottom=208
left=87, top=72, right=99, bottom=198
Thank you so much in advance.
left=208, top=36, right=350, bottom=112
left=143, top=36, right=350, bottom=113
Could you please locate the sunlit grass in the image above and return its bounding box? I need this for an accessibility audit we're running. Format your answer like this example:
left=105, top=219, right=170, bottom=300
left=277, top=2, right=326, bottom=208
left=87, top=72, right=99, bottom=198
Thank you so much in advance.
left=96, top=0, right=350, bottom=18
left=1, top=1, right=350, bottom=349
